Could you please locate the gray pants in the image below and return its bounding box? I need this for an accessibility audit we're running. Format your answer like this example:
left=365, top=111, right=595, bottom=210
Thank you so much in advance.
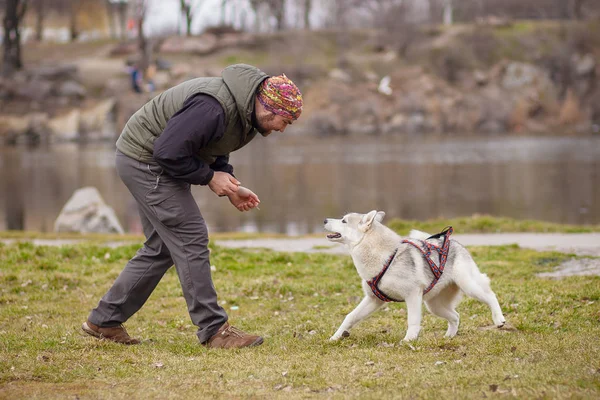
left=88, top=150, right=228, bottom=343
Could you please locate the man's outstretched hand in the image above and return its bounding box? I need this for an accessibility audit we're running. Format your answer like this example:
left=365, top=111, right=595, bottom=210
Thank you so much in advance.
left=228, top=186, right=260, bottom=212
left=208, top=171, right=240, bottom=197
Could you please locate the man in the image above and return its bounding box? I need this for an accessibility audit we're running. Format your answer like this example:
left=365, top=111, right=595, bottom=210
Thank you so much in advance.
left=82, top=64, right=303, bottom=349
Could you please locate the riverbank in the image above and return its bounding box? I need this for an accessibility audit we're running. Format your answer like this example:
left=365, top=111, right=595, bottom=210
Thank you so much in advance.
left=1, top=20, right=600, bottom=144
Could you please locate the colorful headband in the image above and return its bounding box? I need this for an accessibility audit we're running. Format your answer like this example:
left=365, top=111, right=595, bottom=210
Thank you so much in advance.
left=256, top=74, right=303, bottom=120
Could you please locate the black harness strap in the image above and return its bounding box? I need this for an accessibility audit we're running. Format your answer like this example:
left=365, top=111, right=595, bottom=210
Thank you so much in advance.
left=366, top=226, right=454, bottom=302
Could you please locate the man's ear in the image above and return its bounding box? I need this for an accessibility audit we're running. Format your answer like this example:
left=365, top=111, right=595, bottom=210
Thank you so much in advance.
left=359, top=210, right=378, bottom=232
left=375, top=211, right=385, bottom=223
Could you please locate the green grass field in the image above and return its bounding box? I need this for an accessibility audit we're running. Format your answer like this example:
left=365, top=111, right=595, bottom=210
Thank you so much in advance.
left=0, top=238, right=599, bottom=399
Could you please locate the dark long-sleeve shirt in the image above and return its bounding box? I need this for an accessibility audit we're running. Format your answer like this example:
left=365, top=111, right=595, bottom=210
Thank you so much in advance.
left=153, top=94, right=234, bottom=185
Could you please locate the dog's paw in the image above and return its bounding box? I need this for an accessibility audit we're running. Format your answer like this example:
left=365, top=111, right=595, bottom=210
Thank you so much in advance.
left=402, top=335, right=418, bottom=342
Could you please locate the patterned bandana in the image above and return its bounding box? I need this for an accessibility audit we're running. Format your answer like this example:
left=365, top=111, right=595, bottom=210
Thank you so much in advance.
left=256, top=74, right=303, bottom=120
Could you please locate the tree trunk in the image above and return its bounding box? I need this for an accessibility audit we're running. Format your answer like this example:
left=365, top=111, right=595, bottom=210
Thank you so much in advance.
left=221, top=0, right=227, bottom=25
left=69, top=0, right=79, bottom=41
left=117, top=2, right=128, bottom=40
left=35, top=0, right=44, bottom=41
left=2, top=0, right=27, bottom=77
left=443, top=0, right=453, bottom=25
left=137, top=0, right=150, bottom=73
left=105, top=0, right=116, bottom=39
left=180, top=0, right=192, bottom=37
left=304, top=0, right=311, bottom=29
left=571, top=0, right=585, bottom=19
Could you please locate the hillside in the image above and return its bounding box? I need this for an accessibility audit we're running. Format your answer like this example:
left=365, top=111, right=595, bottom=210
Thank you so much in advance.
left=1, top=20, right=599, bottom=144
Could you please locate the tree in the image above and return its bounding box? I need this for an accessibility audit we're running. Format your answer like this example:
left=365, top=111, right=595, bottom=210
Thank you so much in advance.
left=303, top=0, right=312, bottom=29
left=443, top=0, right=453, bottom=25
left=33, top=0, right=43, bottom=41
left=180, top=0, right=204, bottom=36
left=2, top=0, right=28, bottom=77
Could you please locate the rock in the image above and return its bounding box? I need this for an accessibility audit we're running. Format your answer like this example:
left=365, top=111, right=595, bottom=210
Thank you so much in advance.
left=79, top=98, right=116, bottom=140
left=378, top=76, right=392, bottom=95
left=14, top=79, right=54, bottom=102
left=501, top=62, right=552, bottom=90
left=572, top=53, right=596, bottom=77
left=328, top=68, right=352, bottom=83
left=48, top=109, right=80, bottom=141
left=56, top=80, right=87, bottom=99
left=54, top=187, right=124, bottom=234
left=473, top=70, right=489, bottom=86
left=29, top=65, right=79, bottom=81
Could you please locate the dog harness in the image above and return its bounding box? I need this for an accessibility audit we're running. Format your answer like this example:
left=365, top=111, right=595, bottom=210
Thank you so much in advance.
left=366, top=226, right=454, bottom=302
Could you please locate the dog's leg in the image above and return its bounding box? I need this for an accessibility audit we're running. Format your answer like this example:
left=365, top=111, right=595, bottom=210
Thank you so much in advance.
left=424, top=283, right=461, bottom=338
left=403, top=290, right=423, bottom=341
left=330, top=295, right=384, bottom=341
left=455, top=262, right=506, bottom=327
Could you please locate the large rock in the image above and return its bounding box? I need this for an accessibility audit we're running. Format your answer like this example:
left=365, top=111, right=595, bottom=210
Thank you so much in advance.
left=79, top=98, right=117, bottom=140
left=54, top=187, right=124, bottom=234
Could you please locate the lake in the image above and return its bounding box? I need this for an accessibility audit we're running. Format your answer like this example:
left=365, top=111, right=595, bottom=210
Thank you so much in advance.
left=1, top=135, right=598, bottom=235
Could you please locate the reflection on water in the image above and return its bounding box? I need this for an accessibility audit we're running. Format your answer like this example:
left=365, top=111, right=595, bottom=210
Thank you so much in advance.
left=1, top=136, right=599, bottom=235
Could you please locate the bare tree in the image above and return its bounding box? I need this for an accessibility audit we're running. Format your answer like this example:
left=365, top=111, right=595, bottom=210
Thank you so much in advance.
left=180, top=0, right=204, bottom=36
left=69, top=0, right=80, bottom=41
left=2, top=0, right=28, bottom=77
left=264, top=0, right=285, bottom=31
left=33, top=0, right=43, bottom=41
left=303, top=0, right=311, bottom=29
left=134, top=0, right=151, bottom=73
left=443, top=0, right=453, bottom=25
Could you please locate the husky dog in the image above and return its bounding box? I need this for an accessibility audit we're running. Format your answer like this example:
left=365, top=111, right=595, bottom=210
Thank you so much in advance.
left=324, top=211, right=506, bottom=342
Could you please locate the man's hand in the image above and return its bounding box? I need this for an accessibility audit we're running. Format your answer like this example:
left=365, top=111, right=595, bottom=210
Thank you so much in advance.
left=208, top=171, right=240, bottom=197
left=228, top=186, right=260, bottom=212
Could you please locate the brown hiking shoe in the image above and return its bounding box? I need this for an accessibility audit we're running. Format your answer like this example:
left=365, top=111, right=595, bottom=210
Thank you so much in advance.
left=204, top=322, right=263, bottom=349
left=81, top=320, right=140, bottom=345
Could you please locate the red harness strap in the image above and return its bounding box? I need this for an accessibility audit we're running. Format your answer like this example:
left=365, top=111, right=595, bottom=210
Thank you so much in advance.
left=366, top=227, right=453, bottom=302
left=402, top=226, right=453, bottom=295
left=366, top=248, right=403, bottom=302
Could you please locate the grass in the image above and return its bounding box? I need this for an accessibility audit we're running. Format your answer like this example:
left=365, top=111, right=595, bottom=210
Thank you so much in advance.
left=386, top=215, right=600, bottom=235
left=0, top=239, right=599, bottom=399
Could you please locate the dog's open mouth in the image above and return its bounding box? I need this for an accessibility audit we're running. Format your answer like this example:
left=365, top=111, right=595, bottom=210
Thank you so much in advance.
left=327, top=233, right=341, bottom=239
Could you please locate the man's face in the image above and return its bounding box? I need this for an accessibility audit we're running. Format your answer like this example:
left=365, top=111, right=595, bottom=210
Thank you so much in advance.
left=255, top=110, right=300, bottom=136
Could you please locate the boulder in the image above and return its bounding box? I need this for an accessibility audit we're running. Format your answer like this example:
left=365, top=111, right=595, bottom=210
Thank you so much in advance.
left=54, top=187, right=124, bottom=234
left=79, top=98, right=117, bottom=140
left=48, top=109, right=80, bottom=141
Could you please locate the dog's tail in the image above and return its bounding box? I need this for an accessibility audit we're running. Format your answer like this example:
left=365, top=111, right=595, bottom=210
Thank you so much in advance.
left=408, top=229, right=431, bottom=240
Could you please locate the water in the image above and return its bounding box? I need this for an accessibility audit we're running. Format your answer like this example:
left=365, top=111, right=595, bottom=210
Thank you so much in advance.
left=1, top=135, right=598, bottom=235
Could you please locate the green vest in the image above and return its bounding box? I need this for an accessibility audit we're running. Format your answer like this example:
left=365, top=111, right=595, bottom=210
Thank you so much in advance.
left=116, top=64, right=268, bottom=164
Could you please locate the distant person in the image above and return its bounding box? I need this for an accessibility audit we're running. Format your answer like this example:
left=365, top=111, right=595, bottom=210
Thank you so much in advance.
left=82, top=64, right=303, bottom=348
left=144, top=63, right=157, bottom=93
left=128, top=64, right=143, bottom=93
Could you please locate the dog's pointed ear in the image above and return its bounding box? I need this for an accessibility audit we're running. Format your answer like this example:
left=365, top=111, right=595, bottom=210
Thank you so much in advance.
left=375, top=211, right=385, bottom=223
left=359, top=210, right=379, bottom=232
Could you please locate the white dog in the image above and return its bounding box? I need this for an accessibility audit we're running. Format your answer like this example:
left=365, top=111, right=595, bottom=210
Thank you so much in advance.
left=324, top=211, right=506, bottom=342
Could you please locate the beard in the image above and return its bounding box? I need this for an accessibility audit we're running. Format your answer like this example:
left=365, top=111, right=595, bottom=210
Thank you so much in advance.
left=255, top=112, right=276, bottom=136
